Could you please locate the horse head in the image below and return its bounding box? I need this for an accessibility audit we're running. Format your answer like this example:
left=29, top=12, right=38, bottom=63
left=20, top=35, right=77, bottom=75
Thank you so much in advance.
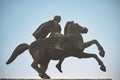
left=76, top=23, right=88, bottom=34
left=64, top=21, right=88, bottom=35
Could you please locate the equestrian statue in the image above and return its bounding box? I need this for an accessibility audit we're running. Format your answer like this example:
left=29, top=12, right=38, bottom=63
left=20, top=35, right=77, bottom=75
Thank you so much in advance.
left=6, top=16, right=106, bottom=79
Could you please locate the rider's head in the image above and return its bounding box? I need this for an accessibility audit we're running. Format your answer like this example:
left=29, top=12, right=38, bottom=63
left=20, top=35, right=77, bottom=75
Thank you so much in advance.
left=53, top=15, right=61, bottom=23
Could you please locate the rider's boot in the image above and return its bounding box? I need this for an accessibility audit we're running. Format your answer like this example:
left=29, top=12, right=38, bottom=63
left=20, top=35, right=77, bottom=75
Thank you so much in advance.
left=54, top=37, right=64, bottom=51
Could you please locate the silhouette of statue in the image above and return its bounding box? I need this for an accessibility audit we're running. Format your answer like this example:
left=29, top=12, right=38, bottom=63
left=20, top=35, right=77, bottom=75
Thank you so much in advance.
left=6, top=17, right=106, bottom=79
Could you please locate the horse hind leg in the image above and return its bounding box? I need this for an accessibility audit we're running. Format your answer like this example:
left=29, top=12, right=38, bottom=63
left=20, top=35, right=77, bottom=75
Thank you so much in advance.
left=80, top=52, right=106, bottom=72
left=31, top=59, right=50, bottom=79
left=31, top=60, right=41, bottom=74
left=38, top=62, right=50, bottom=79
left=30, top=51, right=47, bottom=79
left=37, top=55, right=50, bottom=79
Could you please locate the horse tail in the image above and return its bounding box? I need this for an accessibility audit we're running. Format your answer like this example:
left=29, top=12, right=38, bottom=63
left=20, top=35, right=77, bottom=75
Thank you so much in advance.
left=6, top=43, right=29, bottom=64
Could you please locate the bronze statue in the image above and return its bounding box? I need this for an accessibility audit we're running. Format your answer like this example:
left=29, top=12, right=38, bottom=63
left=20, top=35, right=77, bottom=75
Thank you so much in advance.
left=6, top=17, right=106, bottom=79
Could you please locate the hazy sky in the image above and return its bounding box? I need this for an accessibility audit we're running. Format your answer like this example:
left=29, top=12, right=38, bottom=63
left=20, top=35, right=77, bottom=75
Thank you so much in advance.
left=0, top=0, right=120, bottom=80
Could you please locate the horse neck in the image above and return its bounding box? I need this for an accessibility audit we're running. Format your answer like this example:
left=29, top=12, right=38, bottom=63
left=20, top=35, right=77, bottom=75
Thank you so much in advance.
left=78, top=33, right=83, bottom=42
left=65, top=31, right=83, bottom=42
left=64, top=23, right=83, bottom=42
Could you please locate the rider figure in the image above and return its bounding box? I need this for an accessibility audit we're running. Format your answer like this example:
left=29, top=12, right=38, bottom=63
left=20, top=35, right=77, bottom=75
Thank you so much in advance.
left=33, top=15, right=63, bottom=50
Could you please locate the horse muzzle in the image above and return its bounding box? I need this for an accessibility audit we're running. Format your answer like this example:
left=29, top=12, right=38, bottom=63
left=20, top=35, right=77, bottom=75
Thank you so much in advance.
left=80, top=27, right=88, bottom=34
left=84, top=27, right=88, bottom=33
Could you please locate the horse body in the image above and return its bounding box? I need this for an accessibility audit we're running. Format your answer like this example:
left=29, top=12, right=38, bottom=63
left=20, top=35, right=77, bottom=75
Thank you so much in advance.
left=6, top=21, right=106, bottom=79
left=29, top=37, right=78, bottom=61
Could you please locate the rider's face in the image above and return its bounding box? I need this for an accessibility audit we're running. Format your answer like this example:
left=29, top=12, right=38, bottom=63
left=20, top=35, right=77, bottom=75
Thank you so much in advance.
left=54, top=16, right=61, bottom=23
left=55, top=18, right=61, bottom=23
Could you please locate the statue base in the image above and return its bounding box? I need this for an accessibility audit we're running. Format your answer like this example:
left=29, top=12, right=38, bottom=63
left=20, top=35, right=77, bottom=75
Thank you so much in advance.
left=1, top=78, right=111, bottom=80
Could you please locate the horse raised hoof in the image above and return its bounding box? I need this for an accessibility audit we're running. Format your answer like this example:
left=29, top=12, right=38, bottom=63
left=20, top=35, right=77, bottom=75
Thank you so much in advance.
left=39, top=73, right=50, bottom=79
left=100, top=65, right=106, bottom=72
left=56, top=64, right=63, bottom=73
left=99, top=49, right=105, bottom=57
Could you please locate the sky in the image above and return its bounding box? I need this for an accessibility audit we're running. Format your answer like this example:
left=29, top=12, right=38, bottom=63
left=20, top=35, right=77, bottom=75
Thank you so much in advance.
left=0, top=0, right=120, bottom=80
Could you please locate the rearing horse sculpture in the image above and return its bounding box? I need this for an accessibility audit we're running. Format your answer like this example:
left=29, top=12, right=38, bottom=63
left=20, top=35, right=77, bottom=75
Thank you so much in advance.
left=6, top=21, right=106, bottom=79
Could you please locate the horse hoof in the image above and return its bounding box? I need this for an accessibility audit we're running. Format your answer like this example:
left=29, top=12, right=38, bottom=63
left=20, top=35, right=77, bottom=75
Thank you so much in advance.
left=99, top=50, right=105, bottom=57
left=39, top=74, right=50, bottom=79
left=100, top=65, right=106, bottom=72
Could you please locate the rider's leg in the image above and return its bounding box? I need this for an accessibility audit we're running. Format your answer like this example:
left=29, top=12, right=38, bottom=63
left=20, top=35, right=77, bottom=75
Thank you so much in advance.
left=80, top=39, right=105, bottom=57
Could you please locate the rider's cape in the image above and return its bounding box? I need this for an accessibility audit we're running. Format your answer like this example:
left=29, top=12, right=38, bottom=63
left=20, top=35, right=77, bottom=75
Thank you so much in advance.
left=33, top=20, right=54, bottom=39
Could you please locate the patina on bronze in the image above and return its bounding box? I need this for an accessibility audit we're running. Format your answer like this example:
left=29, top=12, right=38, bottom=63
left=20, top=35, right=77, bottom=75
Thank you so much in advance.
left=6, top=16, right=106, bottom=79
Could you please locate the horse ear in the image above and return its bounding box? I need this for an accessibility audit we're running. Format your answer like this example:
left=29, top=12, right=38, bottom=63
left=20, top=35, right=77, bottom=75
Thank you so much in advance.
left=64, top=22, right=70, bottom=35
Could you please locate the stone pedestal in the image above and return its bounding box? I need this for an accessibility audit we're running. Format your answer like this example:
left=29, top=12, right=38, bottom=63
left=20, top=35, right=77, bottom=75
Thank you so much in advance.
left=1, top=78, right=111, bottom=80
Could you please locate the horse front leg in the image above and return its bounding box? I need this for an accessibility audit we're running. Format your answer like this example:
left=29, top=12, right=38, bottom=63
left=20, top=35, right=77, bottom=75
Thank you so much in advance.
left=56, top=58, right=64, bottom=73
left=82, top=39, right=105, bottom=57
left=79, top=52, right=106, bottom=72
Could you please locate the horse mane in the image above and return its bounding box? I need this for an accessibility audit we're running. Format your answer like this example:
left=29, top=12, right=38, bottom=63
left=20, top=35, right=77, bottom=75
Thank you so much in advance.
left=64, top=21, right=74, bottom=35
